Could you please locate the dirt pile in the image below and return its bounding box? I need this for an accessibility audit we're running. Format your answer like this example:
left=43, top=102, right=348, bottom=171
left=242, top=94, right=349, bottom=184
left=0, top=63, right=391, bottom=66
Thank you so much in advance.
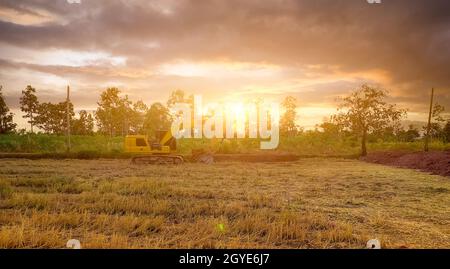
left=362, top=150, right=450, bottom=177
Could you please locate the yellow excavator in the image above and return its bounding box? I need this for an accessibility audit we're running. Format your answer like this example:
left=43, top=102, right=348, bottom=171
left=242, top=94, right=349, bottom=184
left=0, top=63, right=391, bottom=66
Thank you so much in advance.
left=124, top=130, right=184, bottom=164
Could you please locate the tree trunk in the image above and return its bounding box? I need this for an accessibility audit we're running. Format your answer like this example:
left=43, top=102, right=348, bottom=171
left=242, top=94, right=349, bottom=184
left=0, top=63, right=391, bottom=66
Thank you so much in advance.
left=30, top=113, right=33, bottom=133
left=361, top=129, right=367, bottom=157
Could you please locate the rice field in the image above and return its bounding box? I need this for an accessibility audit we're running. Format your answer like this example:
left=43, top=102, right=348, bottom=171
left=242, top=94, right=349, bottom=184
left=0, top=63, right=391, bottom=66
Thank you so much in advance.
left=0, top=158, right=449, bottom=248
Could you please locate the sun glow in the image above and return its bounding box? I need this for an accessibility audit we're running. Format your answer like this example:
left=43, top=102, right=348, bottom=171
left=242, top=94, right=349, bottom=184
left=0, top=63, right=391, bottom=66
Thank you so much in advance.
left=170, top=95, right=280, bottom=149
left=202, top=101, right=259, bottom=126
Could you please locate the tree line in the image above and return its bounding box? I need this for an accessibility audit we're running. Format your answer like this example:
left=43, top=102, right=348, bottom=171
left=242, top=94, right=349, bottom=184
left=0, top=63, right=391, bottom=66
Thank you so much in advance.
left=18, top=85, right=93, bottom=135
left=1, top=84, right=449, bottom=155
left=279, top=85, right=450, bottom=155
left=0, top=85, right=191, bottom=138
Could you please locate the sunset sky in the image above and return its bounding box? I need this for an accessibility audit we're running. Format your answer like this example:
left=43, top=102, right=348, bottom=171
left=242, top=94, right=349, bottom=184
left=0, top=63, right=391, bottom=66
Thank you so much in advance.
left=0, top=0, right=449, bottom=130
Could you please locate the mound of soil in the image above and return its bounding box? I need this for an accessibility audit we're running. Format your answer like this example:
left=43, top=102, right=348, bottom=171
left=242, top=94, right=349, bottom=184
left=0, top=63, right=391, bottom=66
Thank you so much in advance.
left=362, top=150, right=450, bottom=177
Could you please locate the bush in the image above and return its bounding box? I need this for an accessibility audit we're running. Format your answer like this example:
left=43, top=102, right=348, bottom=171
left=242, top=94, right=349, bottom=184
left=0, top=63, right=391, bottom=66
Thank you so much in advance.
left=0, top=134, right=124, bottom=153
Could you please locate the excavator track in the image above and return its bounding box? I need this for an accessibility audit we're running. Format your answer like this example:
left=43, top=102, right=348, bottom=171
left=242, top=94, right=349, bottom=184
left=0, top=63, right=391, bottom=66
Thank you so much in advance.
left=132, top=155, right=184, bottom=165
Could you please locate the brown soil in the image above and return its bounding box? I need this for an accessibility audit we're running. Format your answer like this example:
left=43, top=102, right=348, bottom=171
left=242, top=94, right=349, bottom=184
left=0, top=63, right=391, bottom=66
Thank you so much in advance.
left=361, top=150, right=450, bottom=177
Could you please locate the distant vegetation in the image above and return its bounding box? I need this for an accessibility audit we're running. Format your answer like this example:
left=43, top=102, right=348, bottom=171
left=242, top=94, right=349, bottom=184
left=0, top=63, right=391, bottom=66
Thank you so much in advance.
left=0, top=84, right=450, bottom=156
left=0, top=133, right=449, bottom=157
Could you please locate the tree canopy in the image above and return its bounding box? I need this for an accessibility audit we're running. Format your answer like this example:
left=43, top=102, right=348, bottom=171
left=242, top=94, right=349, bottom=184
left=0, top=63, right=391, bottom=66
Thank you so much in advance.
left=280, top=96, right=299, bottom=137
left=143, top=102, right=171, bottom=137
left=35, top=101, right=74, bottom=135
left=0, top=86, right=16, bottom=134
left=72, top=110, right=94, bottom=135
left=19, top=85, right=39, bottom=133
left=332, top=84, right=406, bottom=156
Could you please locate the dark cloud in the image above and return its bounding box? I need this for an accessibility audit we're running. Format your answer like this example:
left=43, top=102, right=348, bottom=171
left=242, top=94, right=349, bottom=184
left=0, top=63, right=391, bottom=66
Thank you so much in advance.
left=1, top=1, right=449, bottom=78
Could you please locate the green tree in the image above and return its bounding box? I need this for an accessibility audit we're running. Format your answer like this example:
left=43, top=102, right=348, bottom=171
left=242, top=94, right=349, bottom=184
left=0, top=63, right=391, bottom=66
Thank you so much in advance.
left=72, top=110, right=94, bottom=135
left=432, top=104, right=445, bottom=123
left=280, top=96, right=299, bottom=136
left=0, top=86, right=16, bottom=134
left=332, top=84, right=406, bottom=156
left=143, top=102, right=171, bottom=136
left=35, top=101, right=74, bottom=134
left=443, top=120, right=450, bottom=143
left=19, top=85, right=39, bottom=133
left=128, top=100, right=148, bottom=134
left=319, top=120, right=343, bottom=136
left=397, top=125, right=420, bottom=142
left=118, top=94, right=132, bottom=136
left=422, top=104, right=446, bottom=141
left=95, top=88, right=131, bottom=136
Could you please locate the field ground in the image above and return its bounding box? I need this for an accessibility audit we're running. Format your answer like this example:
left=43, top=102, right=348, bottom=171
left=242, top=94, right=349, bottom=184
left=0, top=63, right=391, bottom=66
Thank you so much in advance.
left=0, top=158, right=449, bottom=248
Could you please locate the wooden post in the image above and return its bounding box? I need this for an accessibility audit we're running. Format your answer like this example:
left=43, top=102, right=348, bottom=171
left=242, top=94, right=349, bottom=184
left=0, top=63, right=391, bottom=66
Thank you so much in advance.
left=66, top=85, right=71, bottom=152
left=424, top=88, right=434, bottom=152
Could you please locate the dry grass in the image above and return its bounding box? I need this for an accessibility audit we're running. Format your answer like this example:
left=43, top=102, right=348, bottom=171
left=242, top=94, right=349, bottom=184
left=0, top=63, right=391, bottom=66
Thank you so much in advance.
left=0, top=158, right=449, bottom=248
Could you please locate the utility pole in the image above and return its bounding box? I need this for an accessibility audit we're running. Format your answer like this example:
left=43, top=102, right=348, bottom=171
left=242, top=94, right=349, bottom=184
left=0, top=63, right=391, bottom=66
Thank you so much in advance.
left=424, top=88, right=434, bottom=152
left=66, top=85, right=71, bottom=152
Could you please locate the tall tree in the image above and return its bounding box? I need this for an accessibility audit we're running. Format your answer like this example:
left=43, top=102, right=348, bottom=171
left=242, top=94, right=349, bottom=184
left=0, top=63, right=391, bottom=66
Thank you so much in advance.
left=0, top=86, right=16, bottom=134
left=143, top=102, right=171, bottom=136
left=129, top=100, right=148, bottom=134
left=35, top=101, right=74, bottom=134
left=119, top=94, right=133, bottom=136
left=95, top=88, right=128, bottom=136
left=432, top=104, right=445, bottom=123
left=19, top=85, right=39, bottom=133
left=72, top=110, right=94, bottom=135
left=332, top=84, right=406, bottom=156
left=280, top=96, right=298, bottom=136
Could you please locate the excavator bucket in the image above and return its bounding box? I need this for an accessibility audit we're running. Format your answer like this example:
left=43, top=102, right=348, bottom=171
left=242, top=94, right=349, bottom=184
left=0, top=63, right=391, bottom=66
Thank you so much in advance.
left=191, top=149, right=214, bottom=164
